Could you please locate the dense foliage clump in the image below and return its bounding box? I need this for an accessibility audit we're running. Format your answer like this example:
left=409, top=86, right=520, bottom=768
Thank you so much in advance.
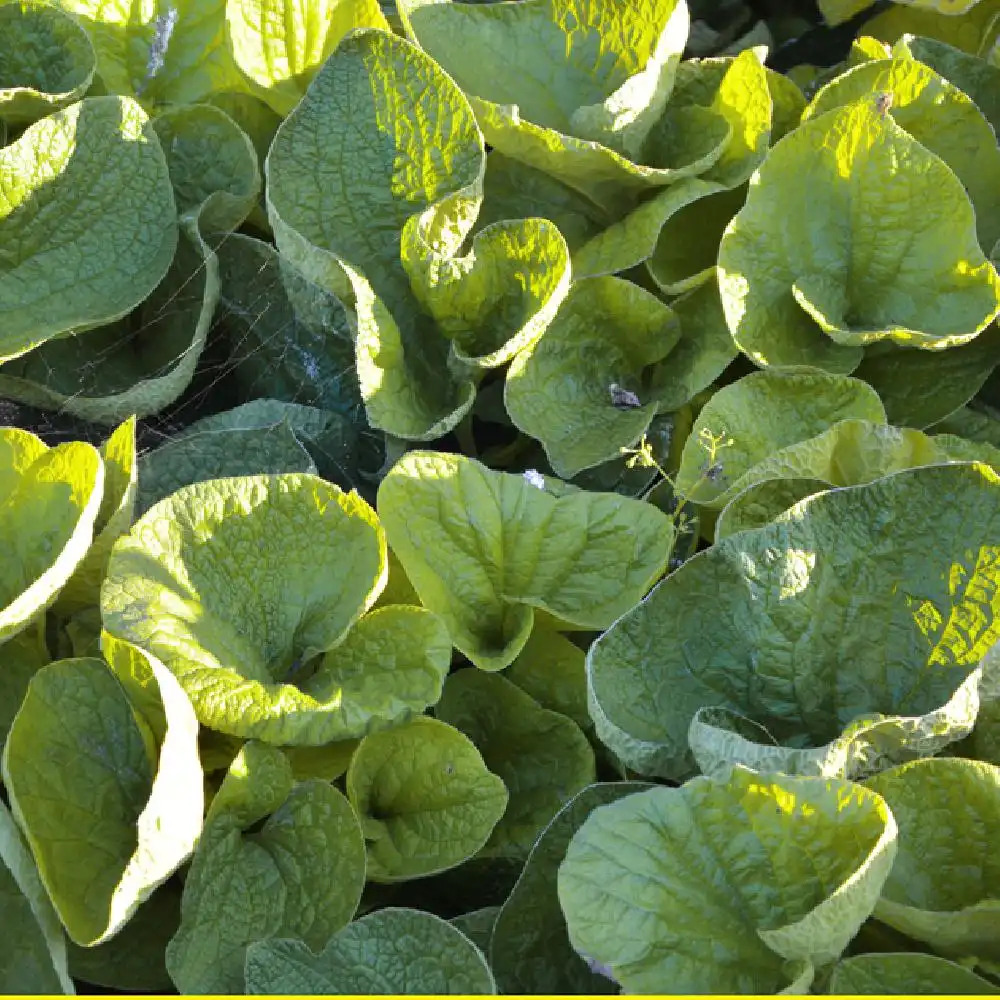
left=4, top=0, right=1000, bottom=994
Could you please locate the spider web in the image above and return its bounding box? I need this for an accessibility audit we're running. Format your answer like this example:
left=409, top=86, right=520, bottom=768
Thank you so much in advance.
left=1, top=227, right=377, bottom=470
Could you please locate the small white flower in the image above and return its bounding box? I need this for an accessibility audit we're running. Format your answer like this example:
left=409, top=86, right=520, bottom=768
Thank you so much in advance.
left=523, top=468, right=546, bottom=490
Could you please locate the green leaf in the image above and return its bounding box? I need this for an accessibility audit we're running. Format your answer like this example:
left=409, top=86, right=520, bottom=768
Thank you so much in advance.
left=895, top=34, right=1000, bottom=138
left=165, top=741, right=366, bottom=994
left=346, top=716, right=508, bottom=881
left=1, top=645, right=202, bottom=946
left=505, top=629, right=591, bottom=734
left=830, top=952, right=1000, bottom=994
left=557, top=768, right=896, bottom=993
left=213, top=235, right=364, bottom=423
left=373, top=548, right=421, bottom=610
left=478, top=152, right=608, bottom=254
left=301, top=605, right=453, bottom=734
left=567, top=54, right=771, bottom=279
left=0, top=90, right=259, bottom=426
left=865, top=2, right=1000, bottom=56
left=0, top=623, right=49, bottom=747
left=718, top=98, right=1000, bottom=371
left=136, top=420, right=317, bottom=517
left=864, top=757, right=1000, bottom=963
left=101, top=474, right=442, bottom=746
left=61, top=608, right=102, bottom=660
left=377, top=451, right=673, bottom=670
left=714, top=421, right=1000, bottom=538
left=714, top=419, right=949, bottom=539
left=151, top=102, right=260, bottom=234
left=90, top=418, right=138, bottom=541
left=226, top=0, right=389, bottom=114
left=283, top=741, right=359, bottom=782
left=504, top=276, right=681, bottom=478
left=56, top=417, right=138, bottom=613
left=645, top=184, right=746, bottom=295
left=0, top=228, right=217, bottom=425
left=435, top=670, right=596, bottom=859
left=816, top=0, right=872, bottom=26
left=403, top=214, right=571, bottom=370
left=644, top=50, right=772, bottom=189
left=688, top=657, right=995, bottom=782
left=766, top=63, right=807, bottom=140
left=207, top=91, right=282, bottom=231
left=805, top=47, right=1000, bottom=252
left=449, top=906, right=499, bottom=956
left=935, top=403, right=1000, bottom=447
left=266, top=29, right=484, bottom=441
left=572, top=178, right=728, bottom=281
left=0, top=800, right=73, bottom=994
left=401, top=0, right=683, bottom=159
left=848, top=35, right=892, bottom=66
left=244, top=908, right=496, bottom=994
left=588, top=463, right=1000, bottom=778
left=566, top=412, right=674, bottom=501
left=0, top=437, right=104, bottom=644
left=489, top=781, right=651, bottom=994
left=56, top=0, right=247, bottom=104
left=0, top=425, right=48, bottom=490
left=854, top=326, right=1000, bottom=428
left=915, top=427, right=1000, bottom=468
left=398, top=0, right=691, bottom=207
left=674, top=370, right=886, bottom=509
left=646, top=279, right=740, bottom=412
left=67, top=882, right=179, bottom=993
left=0, top=96, right=253, bottom=421
left=717, top=479, right=837, bottom=538
left=174, top=400, right=362, bottom=486
left=0, top=0, right=95, bottom=125
left=0, top=96, right=177, bottom=365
